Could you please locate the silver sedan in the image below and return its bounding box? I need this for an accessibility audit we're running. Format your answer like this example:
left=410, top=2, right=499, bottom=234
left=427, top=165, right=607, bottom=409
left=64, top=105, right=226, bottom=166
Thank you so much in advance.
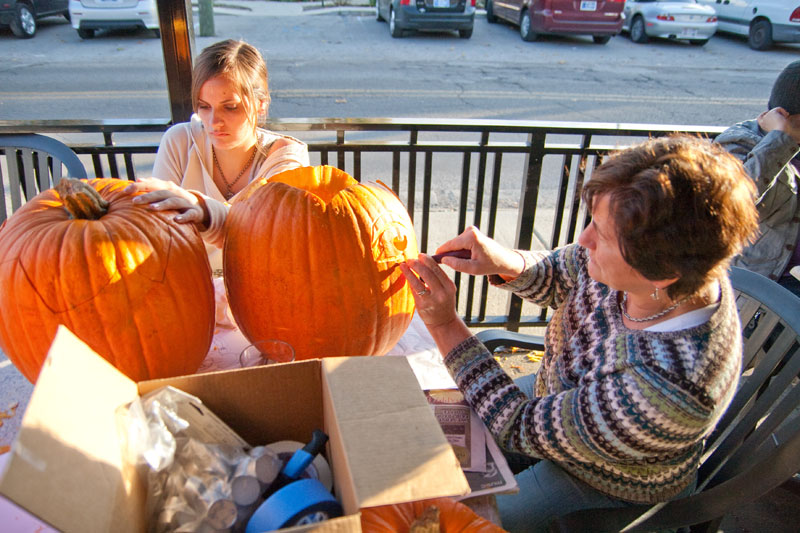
left=622, top=0, right=718, bottom=46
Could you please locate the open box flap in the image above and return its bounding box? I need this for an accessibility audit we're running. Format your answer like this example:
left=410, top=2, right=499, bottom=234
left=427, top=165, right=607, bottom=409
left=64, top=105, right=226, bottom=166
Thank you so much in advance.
left=0, top=326, right=143, bottom=533
left=137, top=360, right=325, bottom=446
left=322, top=356, right=469, bottom=511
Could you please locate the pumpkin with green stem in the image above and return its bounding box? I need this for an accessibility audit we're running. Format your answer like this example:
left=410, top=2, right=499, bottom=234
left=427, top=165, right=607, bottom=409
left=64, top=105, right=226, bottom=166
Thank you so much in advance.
left=0, top=178, right=215, bottom=382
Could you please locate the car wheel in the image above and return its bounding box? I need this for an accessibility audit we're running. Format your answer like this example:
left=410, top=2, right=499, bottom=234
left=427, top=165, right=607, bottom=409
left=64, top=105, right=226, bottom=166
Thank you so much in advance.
left=592, top=35, right=611, bottom=44
left=459, top=27, right=473, bottom=39
left=389, top=7, right=403, bottom=38
left=689, top=39, right=708, bottom=46
left=485, top=0, right=497, bottom=23
left=63, top=11, right=71, bottom=22
left=748, top=19, right=773, bottom=51
left=10, top=4, right=37, bottom=39
left=376, top=1, right=384, bottom=21
left=153, top=28, right=161, bottom=38
left=77, top=28, right=95, bottom=39
left=519, top=9, right=537, bottom=42
left=630, top=15, right=648, bottom=44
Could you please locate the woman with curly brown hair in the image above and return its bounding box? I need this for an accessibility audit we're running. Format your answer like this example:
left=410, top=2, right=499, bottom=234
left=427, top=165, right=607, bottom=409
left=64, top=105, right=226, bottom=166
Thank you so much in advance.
left=401, top=135, right=759, bottom=531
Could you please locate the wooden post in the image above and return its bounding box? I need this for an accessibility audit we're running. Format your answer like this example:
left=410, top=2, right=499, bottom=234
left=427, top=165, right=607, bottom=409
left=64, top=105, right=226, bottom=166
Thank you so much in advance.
left=157, top=0, right=196, bottom=124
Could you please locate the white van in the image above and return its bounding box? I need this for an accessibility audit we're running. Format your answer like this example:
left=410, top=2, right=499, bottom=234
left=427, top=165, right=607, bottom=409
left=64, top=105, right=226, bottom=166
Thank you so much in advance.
left=68, top=0, right=160, bottom=40
left=695, top=0, right=800, bottom=50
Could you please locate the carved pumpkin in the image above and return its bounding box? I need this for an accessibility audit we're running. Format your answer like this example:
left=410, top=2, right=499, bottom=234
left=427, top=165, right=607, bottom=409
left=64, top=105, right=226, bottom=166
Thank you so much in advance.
left=360, top=497, right=507, bottom=532
left=0, top=178, right=215, bottom=382
left=224, top=165, right=417, bottom=359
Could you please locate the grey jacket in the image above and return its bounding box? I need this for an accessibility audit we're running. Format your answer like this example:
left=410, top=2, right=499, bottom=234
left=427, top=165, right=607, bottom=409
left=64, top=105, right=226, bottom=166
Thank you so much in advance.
left=714, top=119, right=800, bottom=280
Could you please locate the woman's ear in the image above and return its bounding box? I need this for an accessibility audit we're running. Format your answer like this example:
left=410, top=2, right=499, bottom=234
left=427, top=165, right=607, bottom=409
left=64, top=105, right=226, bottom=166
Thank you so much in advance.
left=653, top=278, right=679, bottom=290
left=652, top=277, right=680, bottom=295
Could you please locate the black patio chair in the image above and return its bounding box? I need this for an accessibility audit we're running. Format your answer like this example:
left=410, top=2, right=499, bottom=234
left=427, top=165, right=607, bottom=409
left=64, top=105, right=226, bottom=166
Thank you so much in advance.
left=476, top=266, right=800, bottom=533
left=1, top=133, right=87, bottom=222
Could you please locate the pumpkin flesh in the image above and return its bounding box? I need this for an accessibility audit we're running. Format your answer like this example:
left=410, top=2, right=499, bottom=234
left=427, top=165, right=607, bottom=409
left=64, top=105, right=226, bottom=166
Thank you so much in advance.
left=360, top=497, right=508, bottom=533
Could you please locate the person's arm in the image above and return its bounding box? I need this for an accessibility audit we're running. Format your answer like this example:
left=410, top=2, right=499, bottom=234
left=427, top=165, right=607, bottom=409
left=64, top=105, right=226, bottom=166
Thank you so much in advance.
left=444, top=335, right=730, bottom=468
left=743, top=133, right=800, bottom=202
left=433, top=227, right=582, bottom=309
left=717, top=111, right=800, bottom=201
left=151, top=124, right=191, bottom=185
left=401, top=239, right=582, bottom=358
left=433, top=226, right=526, bottom=280
left=126, top=124, right=214, bottom=231
left=485, top=245, right=581, bottom=311
left=260, top=136, right=311, bottom=179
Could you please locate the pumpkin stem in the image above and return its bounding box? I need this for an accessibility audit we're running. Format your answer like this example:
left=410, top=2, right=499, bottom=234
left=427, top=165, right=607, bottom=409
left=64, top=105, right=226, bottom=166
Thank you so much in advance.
left=55, top=178, right=109, bottom=220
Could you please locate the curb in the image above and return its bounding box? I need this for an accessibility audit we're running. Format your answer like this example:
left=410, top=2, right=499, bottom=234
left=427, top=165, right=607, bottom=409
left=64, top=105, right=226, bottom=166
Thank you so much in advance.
left=207, top=1, right=373, bottom=17
left=203, top=0, right=486, bottom=17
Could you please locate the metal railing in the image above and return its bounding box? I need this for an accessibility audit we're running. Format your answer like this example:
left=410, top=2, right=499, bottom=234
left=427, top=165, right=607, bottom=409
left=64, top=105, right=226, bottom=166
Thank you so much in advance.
left=0, top=118, right=724, bottom=330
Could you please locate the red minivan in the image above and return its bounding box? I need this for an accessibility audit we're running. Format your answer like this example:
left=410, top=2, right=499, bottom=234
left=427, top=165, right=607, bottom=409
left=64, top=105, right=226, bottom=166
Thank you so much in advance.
left=486, top=0, right=625, bottom=43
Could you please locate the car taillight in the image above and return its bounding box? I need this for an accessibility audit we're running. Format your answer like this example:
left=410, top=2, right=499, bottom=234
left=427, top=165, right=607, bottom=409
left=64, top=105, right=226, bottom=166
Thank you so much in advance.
left=791, top=7, right=800, bottom=22
left=656, top=14, right=675, bottom=21
left=400, top=0, right=411, bottom=5
left=471, top=0, right=475, bottom=6
left=707, top=16, right=717, bottom=23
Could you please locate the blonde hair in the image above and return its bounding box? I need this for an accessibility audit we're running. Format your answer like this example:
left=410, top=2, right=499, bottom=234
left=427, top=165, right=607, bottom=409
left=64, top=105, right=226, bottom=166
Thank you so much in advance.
left=191, top=39, right=270, bottom=129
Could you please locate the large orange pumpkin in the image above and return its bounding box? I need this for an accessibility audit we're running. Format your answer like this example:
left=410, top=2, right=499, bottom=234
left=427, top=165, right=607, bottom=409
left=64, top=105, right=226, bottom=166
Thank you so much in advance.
left=224, top=165, right=417, bottom=359
left=360, top=497, right=507, bottom=533
left=0, top=178, right=215, bottom=382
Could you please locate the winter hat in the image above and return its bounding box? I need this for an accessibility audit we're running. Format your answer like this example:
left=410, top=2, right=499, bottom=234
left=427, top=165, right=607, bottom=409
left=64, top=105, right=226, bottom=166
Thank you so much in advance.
left=768, top=60, right=800, bottom=115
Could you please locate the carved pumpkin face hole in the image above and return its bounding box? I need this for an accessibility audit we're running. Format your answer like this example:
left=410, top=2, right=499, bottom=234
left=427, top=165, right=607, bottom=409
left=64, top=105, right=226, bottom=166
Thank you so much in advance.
left=370, top=212, right=414, bottom=266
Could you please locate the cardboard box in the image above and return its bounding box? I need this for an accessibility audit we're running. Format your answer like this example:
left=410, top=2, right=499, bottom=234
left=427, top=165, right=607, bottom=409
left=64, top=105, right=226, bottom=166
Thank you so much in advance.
left=0, top=327, right=469, bottom=532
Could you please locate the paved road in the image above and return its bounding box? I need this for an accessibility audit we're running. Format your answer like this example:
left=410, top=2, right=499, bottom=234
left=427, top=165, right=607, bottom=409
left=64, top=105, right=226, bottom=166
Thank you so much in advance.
left=1, top=3, right=799, bottom=126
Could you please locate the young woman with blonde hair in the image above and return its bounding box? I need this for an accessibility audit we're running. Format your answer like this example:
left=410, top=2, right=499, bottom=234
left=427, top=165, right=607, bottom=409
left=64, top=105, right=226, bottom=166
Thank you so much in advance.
left=127, top=40, right=309, bottom=370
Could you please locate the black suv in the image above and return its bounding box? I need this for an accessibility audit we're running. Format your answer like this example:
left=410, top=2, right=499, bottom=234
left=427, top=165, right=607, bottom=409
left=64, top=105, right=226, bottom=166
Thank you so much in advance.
left=0, top=0, right=69, bottom=39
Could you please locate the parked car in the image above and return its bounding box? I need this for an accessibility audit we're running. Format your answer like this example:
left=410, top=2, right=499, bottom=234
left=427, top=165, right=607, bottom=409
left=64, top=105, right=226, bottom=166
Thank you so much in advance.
left=0, top=0, right=69, bottom=38
left=695, top=0, right=800, bottom=50
left=622, top=0, right=717, bottom=46
left=68, top=0, right=159, bottom=39
left=485, top=0, right=625, bottom=43
left=375, top=0, right=476, bottom=38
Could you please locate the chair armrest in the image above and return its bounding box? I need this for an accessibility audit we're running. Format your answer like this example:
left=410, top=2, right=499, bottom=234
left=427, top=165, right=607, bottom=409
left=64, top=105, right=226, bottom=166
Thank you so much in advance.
left=476, top=329, right=545, bottom=353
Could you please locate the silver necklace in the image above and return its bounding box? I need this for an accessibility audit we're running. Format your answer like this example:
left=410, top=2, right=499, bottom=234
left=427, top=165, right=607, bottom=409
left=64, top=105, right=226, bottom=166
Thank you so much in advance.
left=212, top=146, right=256, bottom=200
left=621, top=292, right=686, bottom=323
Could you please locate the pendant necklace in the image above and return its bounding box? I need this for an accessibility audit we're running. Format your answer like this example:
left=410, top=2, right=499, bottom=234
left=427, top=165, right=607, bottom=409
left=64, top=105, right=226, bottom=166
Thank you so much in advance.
left=213, top=146, right=256, bottom=200
left=621, top=292, right=687, bottom=323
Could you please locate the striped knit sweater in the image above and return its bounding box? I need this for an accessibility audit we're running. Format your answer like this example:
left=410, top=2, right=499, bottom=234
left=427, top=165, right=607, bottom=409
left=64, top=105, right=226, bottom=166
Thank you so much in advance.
left=444, top=244, right=741, bottom=504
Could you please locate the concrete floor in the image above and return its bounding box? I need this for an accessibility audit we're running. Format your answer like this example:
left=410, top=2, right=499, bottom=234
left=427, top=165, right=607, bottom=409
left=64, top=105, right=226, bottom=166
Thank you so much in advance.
left=0, top=350, right=32, bottom=455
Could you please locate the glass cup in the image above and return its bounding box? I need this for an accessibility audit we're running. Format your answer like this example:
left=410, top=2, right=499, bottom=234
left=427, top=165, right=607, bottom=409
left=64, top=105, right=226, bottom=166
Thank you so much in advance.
left=239, top=339, right=295, bottom=367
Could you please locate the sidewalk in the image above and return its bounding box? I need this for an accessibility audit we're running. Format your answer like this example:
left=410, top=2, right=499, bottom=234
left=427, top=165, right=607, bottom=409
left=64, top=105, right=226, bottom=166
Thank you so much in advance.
left=210, top=0, right=377, bottom=17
